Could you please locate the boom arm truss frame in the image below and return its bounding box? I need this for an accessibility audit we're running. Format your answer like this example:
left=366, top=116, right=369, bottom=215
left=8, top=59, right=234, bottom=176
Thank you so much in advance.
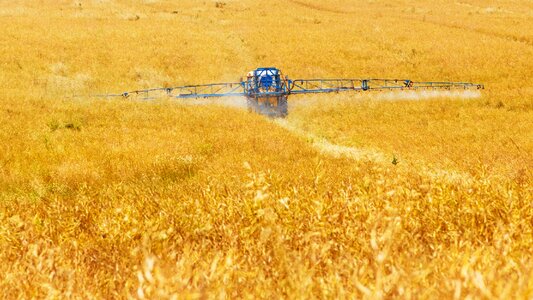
left=92, top=78, right=483, bottom=100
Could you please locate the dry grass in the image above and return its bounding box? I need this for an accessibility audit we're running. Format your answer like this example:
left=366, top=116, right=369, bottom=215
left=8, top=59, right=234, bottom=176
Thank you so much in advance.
left=0, top=0, right=532, bottom=298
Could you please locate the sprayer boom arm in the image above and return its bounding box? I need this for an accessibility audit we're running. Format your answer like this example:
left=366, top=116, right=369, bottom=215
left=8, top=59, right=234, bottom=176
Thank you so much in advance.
left=87, top=67, right=483, bottom=100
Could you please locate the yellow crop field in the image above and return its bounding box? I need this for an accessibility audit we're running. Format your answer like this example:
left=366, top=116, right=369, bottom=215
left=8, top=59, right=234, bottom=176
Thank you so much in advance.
left=0, top=0, right=532, bottom=298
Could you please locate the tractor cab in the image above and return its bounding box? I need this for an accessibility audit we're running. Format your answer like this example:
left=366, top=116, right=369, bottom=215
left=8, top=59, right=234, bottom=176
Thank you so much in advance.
left=245, top=68, right=286, bottom=93
left=243, top=67, right=288, bottom=117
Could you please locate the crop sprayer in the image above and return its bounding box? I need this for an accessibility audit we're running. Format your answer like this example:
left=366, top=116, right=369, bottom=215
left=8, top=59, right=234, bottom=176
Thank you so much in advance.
left=92, top=67, right=484, bottom=117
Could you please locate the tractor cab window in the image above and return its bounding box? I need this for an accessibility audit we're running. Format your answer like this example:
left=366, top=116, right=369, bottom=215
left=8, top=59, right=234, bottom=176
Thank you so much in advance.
left=256, top=69, right=280, bottom=91
left=259, top=75, right=274, bottom=90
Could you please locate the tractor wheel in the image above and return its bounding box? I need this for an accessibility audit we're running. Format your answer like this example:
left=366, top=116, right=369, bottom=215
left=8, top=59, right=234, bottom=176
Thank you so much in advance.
left=246, top=97, right=255, bottom=113
left=278, top=96, right=288, bottom=118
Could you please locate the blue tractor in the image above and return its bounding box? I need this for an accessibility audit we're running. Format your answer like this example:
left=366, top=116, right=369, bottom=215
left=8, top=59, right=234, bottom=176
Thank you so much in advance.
left=243, top=68, right=289, bottom=117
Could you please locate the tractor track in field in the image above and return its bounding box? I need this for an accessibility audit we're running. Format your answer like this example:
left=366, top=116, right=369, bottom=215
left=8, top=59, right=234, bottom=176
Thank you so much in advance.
left=274, top=119, right=389, bottom=164
left=288, top=0, right=532, bottom=47
left=286, top=0, right=354, bottom=14
left=273, top=118, right=479, bottom=186
left=406, top=17, right=533, bottom=48
left=176, top=89, right=487, bottom=185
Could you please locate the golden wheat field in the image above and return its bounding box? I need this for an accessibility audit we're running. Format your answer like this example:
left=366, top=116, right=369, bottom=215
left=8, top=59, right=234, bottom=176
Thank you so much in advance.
left=0, top=0, right=532, bottom=298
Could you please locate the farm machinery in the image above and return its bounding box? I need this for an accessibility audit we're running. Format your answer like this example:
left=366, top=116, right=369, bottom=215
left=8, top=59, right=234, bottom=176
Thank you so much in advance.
left=95, top=67, right=484, bottom=117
